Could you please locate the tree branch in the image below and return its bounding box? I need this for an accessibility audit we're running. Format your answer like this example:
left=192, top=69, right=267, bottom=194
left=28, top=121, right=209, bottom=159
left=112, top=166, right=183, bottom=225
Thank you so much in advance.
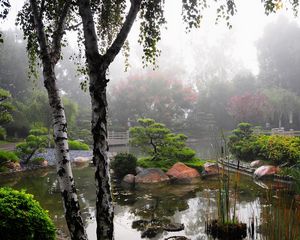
left=65, top=21, right=82, bottom=31
left=39, top=0, right=45, bottom=20
left=29, top=0, right=49, bottom=59
left=102, top=0, right=142, bottom=68
left=51, top=0, right=72, bottom=64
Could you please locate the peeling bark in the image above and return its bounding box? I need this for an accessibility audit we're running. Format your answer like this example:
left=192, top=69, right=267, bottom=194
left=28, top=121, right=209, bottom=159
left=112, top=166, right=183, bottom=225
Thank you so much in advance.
left=78, top=0, right=141, bottom=239
left=29, top=1, right=87, bottom=239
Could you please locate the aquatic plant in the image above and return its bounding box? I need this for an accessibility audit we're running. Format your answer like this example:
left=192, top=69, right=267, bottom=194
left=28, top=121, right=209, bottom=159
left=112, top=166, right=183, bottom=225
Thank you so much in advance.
left=206, top=130, right=246, bottom=239
left=259, top=190, right=300, bottom=240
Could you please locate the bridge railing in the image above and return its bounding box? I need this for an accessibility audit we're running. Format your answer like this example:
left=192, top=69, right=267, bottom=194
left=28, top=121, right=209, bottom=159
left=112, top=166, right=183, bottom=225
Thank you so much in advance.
left=108, top=131, right=129, bottom=145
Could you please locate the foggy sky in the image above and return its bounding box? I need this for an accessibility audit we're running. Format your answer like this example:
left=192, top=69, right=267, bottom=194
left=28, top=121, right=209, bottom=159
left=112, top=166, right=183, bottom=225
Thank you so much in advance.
left=1, top=0, right=299, bottom=83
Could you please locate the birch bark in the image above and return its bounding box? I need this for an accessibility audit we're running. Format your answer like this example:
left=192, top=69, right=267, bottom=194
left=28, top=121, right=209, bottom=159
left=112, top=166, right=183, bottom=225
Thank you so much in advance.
left=29, top=1, right=87, bottom=239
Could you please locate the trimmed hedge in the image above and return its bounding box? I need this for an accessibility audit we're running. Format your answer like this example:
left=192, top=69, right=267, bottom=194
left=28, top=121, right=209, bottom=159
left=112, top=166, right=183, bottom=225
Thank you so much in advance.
left=229, top=123, right=300, bottom=165
left=68, top=140, right=90, bottom=150
left=0, top=187, right=55, bottom=240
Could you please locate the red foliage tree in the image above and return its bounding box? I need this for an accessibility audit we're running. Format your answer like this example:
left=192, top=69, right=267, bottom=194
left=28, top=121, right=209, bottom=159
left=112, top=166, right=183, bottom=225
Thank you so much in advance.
left=227, top=92, right=271, bottom=124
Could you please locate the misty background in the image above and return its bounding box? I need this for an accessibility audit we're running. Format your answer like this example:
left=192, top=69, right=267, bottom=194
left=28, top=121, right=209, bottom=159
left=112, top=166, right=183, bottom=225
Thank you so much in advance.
left=1, top=0, right=300, bottom=140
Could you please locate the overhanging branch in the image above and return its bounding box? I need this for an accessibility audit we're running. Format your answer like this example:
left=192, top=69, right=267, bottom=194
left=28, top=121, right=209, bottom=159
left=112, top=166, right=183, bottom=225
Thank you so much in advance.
left=102, top=0, right=142, bottom=68
left=51, top=0, right=72, bottom=64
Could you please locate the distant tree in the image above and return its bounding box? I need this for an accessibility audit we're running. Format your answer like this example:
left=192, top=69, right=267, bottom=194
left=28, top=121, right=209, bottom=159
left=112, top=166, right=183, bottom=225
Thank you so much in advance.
left=231, top=71, right=257, bottom=95
left=227, top=92, right=270, bottom=124
left=257, top=16, right=300, bottom=94
left=0, top=30, right=35, bottom=99
left=109, top=72, right=197, bottom=129
left=195, top=79, right=234, bottom=129
left=0, top=87, right=13, bottom=140
left=263, top=87, right=300, bottom=128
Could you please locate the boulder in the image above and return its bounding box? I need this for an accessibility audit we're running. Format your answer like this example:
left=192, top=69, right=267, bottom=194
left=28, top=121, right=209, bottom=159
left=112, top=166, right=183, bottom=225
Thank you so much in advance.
left=73, top=156, right=91, bottom=167
left=136, top=166, right=144, bottom=174
left=203, top=162, right=219, bottom=174
left=122, top=174, right=135, bottom=184
left=4, top=162, right=21, bottom=171
left=32, top=159, right=48, bottom=167
left=250, top=160, right=264, bottom=168
left=254, top=165, right=280, bottom=179
left=135, top=168, right=169, bottom=184
left=166, top=162, right=200, bottom=183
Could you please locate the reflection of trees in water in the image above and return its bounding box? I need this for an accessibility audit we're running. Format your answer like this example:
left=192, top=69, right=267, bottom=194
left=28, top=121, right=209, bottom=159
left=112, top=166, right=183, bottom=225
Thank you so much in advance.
left=2, top=167, right=300, bottom=240
left=114, top=185, right=197, bottom=220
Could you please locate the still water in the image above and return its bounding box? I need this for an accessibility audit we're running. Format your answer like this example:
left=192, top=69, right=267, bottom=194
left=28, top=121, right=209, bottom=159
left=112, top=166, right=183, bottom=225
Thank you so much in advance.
left=0, top=166, right=299, bottom=240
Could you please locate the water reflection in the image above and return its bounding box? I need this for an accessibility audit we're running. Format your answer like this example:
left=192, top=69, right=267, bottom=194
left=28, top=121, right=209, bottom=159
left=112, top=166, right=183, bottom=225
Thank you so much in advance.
left=0, top=166, right=299, bottom=240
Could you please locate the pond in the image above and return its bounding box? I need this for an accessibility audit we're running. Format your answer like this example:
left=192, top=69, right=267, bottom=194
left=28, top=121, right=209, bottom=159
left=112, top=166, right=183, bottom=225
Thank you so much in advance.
left=0, top=166, right=299, bottom=240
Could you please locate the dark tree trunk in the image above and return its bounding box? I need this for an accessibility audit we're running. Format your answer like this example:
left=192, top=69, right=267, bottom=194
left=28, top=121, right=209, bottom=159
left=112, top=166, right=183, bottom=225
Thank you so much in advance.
left=29, top=1, right=87, bottom=239
left=91, top=70, right=114, bottom=240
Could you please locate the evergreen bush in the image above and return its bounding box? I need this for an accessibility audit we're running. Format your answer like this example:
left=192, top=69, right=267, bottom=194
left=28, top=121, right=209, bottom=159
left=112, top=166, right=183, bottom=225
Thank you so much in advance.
left=0, top=187, right=55, bottom=240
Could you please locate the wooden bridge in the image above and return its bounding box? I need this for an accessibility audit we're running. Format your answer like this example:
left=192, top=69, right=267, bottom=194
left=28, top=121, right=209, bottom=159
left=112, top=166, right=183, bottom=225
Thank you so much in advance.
left=108, top=131, right=129, bottom=146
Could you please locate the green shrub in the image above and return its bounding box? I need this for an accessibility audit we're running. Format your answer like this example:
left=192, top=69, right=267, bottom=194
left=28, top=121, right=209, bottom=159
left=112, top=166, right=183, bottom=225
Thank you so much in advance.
left=185, top=158, right=205, bottom=173
left=173, top=147, right=196, bottom=162
left=137, top=157, right=174, bottom=172
left=258, top=135, right=300, bottom=165
left=0, top=127, right=6, bottom=140
left=68, top=140, right=90, bottom=150
left=0, top=150, right=19, bottom=165
left=229, top=123, right=300, bottom=165
left=0, top=187, right=55, bottom=240
left=111, top=152, right=137, bottom=178
left=137, top=156, right=204, bottom=172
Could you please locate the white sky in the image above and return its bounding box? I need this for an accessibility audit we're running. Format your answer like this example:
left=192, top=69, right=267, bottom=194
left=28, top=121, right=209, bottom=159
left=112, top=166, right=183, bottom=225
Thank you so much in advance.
left=1, top=0, right=299, bottom=79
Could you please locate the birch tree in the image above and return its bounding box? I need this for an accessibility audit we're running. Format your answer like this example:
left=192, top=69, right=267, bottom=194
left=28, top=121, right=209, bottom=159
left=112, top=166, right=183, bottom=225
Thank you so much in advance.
left=75, top=1, right=300, bottom=239
left=17, top=1, right=87, bottom=239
